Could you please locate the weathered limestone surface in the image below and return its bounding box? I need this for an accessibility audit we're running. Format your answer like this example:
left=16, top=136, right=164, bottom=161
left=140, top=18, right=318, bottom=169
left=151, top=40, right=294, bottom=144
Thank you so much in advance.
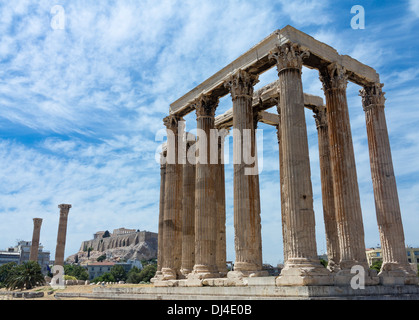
left=29, top=218, right=43, bottom=262
left=70, top=230, right=158, bottom=265
left=156, top=150, right=167, bottom=277
left=319, top=64, right=368, bottom=271
left=360, top=84, right=418, bottom=285
left=225, top=69, right=264, bottom=277
left=55, top=204, right=71, bottom=266
left=270, top=43, right=332, bottom=286
left=188, top=95, right=220, bottom=280
left=162, top=115, right=183, bottom=280
left=313, top=106, right=340, bottom=272
left=215, top=132, right=228, bottom=276
left=180, top=139, right=196, bottom=278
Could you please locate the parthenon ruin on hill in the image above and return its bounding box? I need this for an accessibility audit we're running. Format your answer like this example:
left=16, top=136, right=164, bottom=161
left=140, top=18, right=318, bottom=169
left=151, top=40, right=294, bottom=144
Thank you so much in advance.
left=153, top=25, right=418, bottom=287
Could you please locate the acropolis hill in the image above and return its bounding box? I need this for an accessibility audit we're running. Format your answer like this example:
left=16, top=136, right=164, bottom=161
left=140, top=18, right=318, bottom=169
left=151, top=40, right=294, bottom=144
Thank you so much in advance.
left=66, top=228, right=158, bottom=264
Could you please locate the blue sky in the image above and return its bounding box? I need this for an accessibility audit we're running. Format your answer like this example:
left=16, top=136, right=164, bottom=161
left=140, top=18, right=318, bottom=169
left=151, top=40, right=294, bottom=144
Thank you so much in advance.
left=0, top=0, right=418, bottom=266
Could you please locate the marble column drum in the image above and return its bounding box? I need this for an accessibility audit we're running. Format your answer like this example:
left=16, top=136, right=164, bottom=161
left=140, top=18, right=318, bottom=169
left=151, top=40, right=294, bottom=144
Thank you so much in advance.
left=29, top=218, right=43, bottom=262
left=215, top=130, right=228, bottom=276
left=319, top=63, right=378, bottom=284
left=270, top=43, right=332, bottom=286
left=188, top=94, right=220, bottom=279
left=276, top=105, right=289, bottom=264
left=225, top=69, right=264, bottom=277
left=155, top=151, right=167, bottom=279
left=55, top=204, right=71, bottom=266
left=360, top=83, right=418, bottom=285
left=162, top=115, right=183, bottom=280
left=313, top=106, right=341, bottom=272
left=180, top=140, right=196, bottom=278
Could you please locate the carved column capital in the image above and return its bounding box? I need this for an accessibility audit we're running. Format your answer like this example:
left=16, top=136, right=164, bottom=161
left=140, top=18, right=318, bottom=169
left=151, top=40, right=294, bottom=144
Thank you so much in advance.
left=319, top=63, right=348, bottom=92
left=59, top=204, right=71, bottom=217
left=163, top=114, right=183, bottom=131
left=269, top=42, right=310, bottom=74
left=193, top=94, right=219, bottom=119
left=33, top=218, right=43, bottom=227
left=224, top=69, right=259, bottom=101
left=253, top=111, right=263, bottom=130
left=359, top=83, right=386, bottom=112
left=313, top=105, right=328, bottom=130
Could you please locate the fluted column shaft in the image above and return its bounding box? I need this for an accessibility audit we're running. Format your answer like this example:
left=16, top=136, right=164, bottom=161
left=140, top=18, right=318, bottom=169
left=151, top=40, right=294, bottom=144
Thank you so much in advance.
left=276, top=107, right=289, bottom=264
left=30, top=218, right=43, bottom=262
left=215, top=131, right=228, bottom=276
left=360, top=84, right=416, bottom=281
left=270, top=43, right=331, bottom=285
left=190, top=94, right=220, bottom=279
left=156, top=152, right=167, bottom=276
left=313, top=106, right=340, bottom=271
left=180, top=140, right=196, bottom=277
left=162, top=115, right=183, bottom=280
left=225, top=69, right=264, bottom=275
left=55, top=204, right=71, bottom=266
left=320, top=63, right=367, bottom=270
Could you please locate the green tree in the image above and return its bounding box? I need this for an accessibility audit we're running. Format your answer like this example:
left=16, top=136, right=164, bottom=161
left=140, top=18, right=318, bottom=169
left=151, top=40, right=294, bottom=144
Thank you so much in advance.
left=0, top=262, right=17, bottom=288
left=126, top=266, right=141, bottom=284
left=320, top=259, right=328, bottom=268
left=103, top=230, right=111, bottom=238
left=110, top=264, right=127, bottom=282
left=5, top=261, right=45, bottom=291
left=64, top=265, right=89, bottom=281
left=137, top=264, right=157, bottom=283
left=370, top=260, right=383, bottom=273
left=92, top=272, right=115, bottom=283
left=97, top=254, right=106, bottom=262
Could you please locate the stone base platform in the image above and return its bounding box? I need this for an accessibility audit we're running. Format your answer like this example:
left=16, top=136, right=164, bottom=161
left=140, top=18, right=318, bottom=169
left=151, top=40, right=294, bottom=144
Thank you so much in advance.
left=55, top=277, right=419, bottom=300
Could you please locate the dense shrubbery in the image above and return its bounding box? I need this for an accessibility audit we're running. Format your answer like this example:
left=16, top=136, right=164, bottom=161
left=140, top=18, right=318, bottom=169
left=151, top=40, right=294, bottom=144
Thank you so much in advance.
left=63, top=264, right=89, bottom=280
left=126, top=264, right=157, bottom=284
left=2, top=261, right=45, bottom=290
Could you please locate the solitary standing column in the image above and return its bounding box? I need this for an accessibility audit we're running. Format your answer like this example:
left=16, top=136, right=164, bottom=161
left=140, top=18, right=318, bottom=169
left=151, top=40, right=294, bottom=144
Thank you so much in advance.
left=55, top=204, right=71, bottom=266
left=225, top=69, right=265, bottom=277
left=360, top=83, right=417, bottom=285
left=270, top=43, right=332, bottom=286
left=153, top=149, right=167, bottom=281
left=180, top=139, right=196, bottom=278
left=319, top=63, right=377, bottom=284
left=189, top=94, right=220, bottom=280
left=29, top=218, right=43, bottom=262
left=313, top=106, right=341, bottom=272
left=162, top=115, right=183, bottom=280
left=215, top=128, right=229, bottom=277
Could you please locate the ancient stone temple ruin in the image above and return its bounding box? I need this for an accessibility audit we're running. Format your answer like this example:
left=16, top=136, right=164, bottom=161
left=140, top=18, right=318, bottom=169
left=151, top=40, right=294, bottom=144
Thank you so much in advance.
left=153, top=25, right=418, bottom=290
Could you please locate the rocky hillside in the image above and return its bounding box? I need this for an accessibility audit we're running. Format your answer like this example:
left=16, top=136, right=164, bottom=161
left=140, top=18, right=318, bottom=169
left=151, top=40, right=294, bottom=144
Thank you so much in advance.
left=66, top=231, right=158, bottom=265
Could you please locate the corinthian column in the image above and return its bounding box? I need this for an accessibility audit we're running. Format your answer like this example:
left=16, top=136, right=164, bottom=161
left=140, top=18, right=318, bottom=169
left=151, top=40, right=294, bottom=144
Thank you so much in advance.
left=180, top=138, right=196, bottom=278
left=162, top=115, right=183, bottom=280
left=360, top=83, right=417, bottom=285
left=276, top=103, right=288, bottom=264
left=225, top=69, right=265, bottom=278
left=154, top=150, right=167, bottom=280
left=215, top=128, right=228, bottom=276
left=269, top=43, right=332, bottom=286
left=313, top=106, right=340, bottom=272
left=55, top=204, right=71, bottom=266
left=319, top=63, right=378, bottom=284
left=29, top=218, right=43, bottom=262
left=189, top=94, right=220, bottom=280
